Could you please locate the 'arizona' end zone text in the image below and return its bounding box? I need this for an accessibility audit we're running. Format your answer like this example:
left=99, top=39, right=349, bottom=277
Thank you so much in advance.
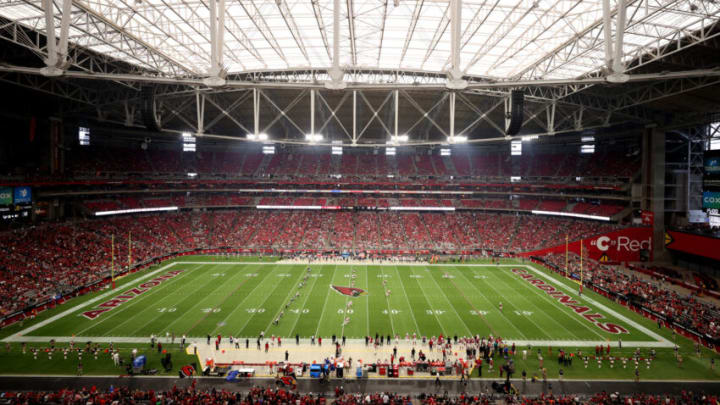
left=81, top=270, right=184, bottom=320
left=511, top=268, right=628, bottom=335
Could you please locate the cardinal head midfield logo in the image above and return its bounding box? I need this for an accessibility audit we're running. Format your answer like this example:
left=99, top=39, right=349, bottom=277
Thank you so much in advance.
left=331, top=285, right=367, bottom=297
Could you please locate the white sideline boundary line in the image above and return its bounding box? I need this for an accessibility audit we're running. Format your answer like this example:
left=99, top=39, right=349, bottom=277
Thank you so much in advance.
left=0, top=336, right=672, bottom=348
left=3, top=261, right=673, bottom=348
left=2, top=262, right=178, bottom=342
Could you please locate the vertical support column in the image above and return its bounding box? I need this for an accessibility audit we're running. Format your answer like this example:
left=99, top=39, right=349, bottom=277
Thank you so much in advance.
left=546, top=102, right=556, bottom=134
left=394, top=89, right=399, bottom=137
left=602, top=0, right=613, bottom=70
left=253, top=88, right=260, bottom=135
left=217, top=0, right=225, bottom=69
left=310, top=89, right=316, bottom=135
left=205, top=0, right=226, bottom=86
left=613, top=0, right=626, bottom=75
left=449, top=92, right=456, bottom=138
left=326, top=0, right=345, bottom=89
left=446, top=0, right=467, bottom=89
left=450, top=0, right=461, bottom=75
left=643, top=128, right=666, bottom=260
left=352, top=90, right=357, bottom=144
left=43, top=0, right=57, bottom=67
left=209, top=0, right=218, bottom=73
left=196, top=91, right=205, bottom=134
left=57, top=0, right=72, bottom=62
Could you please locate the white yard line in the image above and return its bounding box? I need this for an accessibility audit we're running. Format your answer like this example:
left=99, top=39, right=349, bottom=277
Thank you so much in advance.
left=392, top=266, right=422, bottom=335
left=365, top=265, right=371, bottom=337
left=2, top=262, right=178, bottom=342
left=286, top=266, right=323, bottom=338
left=409, top=267, right=452, bottom=335
left=451, top=266, right=528, bottom=339
left=262, top=265, right=309, bottom=335
left=422, top=266, right=473, bottom=336
left=230, top=264, right=289, bottom=336
left=379, top=266, right=396, bottom=335
left=210, top=264, right=280, bottom=336
left=522, top=265, right=673, bottom=346
left=313, top=265, right=339, bottom=338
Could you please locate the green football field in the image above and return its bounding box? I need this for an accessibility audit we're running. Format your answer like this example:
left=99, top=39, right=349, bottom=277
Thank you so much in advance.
left=4, top=258, right=672, bottom=348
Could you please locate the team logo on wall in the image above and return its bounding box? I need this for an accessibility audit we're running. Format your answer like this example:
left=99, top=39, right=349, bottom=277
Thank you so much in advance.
left=331, top=285, right=367, bottom=297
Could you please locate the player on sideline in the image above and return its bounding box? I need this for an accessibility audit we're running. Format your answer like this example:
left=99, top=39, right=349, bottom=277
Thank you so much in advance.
left=499, top=302, right=503, bottom=312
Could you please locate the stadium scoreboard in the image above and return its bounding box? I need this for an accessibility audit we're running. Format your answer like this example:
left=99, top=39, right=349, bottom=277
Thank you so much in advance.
left=0, top=186, right=32, bottom=221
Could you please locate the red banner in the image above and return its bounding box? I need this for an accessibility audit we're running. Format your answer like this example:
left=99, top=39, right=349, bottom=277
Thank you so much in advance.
left=520, top=227, right=653, bottom=263
left=641, top=210, right=654, bottom=226
left=665, top=230, right=720, bottom=261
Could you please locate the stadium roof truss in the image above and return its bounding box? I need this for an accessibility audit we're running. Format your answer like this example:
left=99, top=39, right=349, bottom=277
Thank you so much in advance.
left=0, top=0, right=719, bottom=144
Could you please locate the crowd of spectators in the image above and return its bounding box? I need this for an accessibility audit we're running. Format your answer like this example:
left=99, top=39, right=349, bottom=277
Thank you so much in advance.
left=0, top=210, right=623, bottom=318
left=542, top=253, right=720, bottom=340
left=63, top=145, right=640, bottom=182
left=1, top=387, right=719, bottom=405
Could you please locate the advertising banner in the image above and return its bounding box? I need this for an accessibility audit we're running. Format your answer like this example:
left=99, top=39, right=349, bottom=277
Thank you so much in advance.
left=641, top=210, right=654, bottom=226
left=704, top=151, right=720, bottom=177
left=703, top=191, right=720, bottom=210
left=13, top=186, right=31, bottom=204
left=520, top=227, right=653, bottom=263
left=0, top=187, right=11, bottom=205
left=665, top=230, right=720, bottom=262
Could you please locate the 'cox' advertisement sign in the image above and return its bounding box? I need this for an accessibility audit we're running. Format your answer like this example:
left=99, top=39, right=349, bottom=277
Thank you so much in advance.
left=521, top=227, right=653, bottom=263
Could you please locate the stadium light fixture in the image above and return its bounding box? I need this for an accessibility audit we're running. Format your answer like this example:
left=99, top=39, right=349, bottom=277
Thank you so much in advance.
left=521, top=135, right=539, bottom=141
left=247, top=133, right=269, bottom=141
left=386, top=147, right=397, bottom=156
left=305, top=133, right=323, bottom=142
left=581, top=136, right=595, bottom=142
left=440, top=148, right=451, bottom=156
left=446, top=135, right=467, bottom=143
left=511, top=140, right=522, bottom=156
left=182, top=132, right=196, bottom=152
left=389, top=134, right=408, bottom=144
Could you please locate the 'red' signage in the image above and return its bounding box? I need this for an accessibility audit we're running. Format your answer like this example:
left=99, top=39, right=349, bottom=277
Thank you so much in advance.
left=521, top=227, right=653, bottom=263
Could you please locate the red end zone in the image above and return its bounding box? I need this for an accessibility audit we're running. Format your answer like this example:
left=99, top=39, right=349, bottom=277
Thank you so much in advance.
left=81, top=270, right=184, bottom=320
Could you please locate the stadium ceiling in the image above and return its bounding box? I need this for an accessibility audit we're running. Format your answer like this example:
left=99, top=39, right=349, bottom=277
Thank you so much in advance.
left=0, top=0, right=719, bottom=145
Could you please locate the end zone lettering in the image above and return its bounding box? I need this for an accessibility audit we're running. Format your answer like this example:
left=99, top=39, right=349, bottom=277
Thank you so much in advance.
left=511, top=268, right=628, bottom=335
left=81, top=270, right=184, bottom=320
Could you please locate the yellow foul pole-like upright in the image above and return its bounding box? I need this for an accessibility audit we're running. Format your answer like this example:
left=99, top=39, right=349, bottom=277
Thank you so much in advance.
left=111, top=234, right=115, bottom=289
left=580, top=239, right=584, bottom=294
left=128, top=231, right=132, bottom=269
left=565, top=234, right=569, bottom=277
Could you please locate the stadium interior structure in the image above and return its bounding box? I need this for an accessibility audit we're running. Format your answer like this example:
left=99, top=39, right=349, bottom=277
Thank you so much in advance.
left=1, top=0, right=720, bottom=401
